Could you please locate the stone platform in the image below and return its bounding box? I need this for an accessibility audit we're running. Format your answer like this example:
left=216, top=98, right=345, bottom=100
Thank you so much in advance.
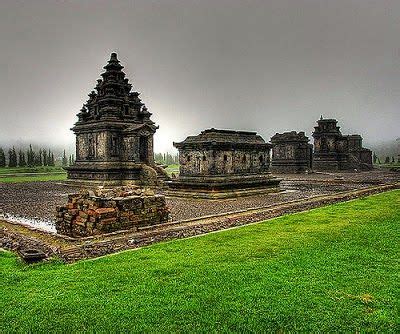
left=167, top=173, right=282, bottom=199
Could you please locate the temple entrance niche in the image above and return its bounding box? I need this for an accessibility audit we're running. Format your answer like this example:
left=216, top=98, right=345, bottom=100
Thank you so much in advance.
left=139, top=136, right=149, bottom=163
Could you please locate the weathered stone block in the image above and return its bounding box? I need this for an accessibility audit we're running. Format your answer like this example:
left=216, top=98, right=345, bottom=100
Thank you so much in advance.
left=56, top=187, right=170, bottom=237
left=95, top=207, right=117, bottom=219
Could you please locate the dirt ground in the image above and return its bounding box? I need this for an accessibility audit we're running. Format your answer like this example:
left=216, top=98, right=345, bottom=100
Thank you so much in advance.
left=0, top=170, right=398, bottom=227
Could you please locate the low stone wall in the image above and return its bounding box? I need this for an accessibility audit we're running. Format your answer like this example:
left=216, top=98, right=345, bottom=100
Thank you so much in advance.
left=56, top=187, right=170, bottom=237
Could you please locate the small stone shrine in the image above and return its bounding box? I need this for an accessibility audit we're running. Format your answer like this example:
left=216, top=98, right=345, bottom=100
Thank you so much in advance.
left=168, top=128, right=281, bottom=198
left=56, top=186, right=170, bottom=237
left=66, top=53, right=167, bottom=186
left=312, top=117, right=373, bottom=171
left=270, top=131, right=313, bottom=173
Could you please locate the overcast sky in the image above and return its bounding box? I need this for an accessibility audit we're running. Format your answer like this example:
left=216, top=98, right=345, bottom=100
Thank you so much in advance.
left=0, top=0, right=399, bottom=152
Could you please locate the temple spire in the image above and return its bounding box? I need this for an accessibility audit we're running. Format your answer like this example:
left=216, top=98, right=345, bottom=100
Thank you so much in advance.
left=74, top=53, right=155, bottom=124
left=110, top=52, right=118, bottom=61
left=103, top=52, right=123, bottom=71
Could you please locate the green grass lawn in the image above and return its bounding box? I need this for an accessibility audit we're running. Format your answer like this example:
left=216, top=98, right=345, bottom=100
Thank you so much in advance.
left=165, top=163, right=180, bottom=176
left=0, top=173, right=67, bottom=183
left=0, top=166, right=65, bottom=174
left=1, top=191, right=399, bottom=332
left=0, top=166, right=67, bottom=183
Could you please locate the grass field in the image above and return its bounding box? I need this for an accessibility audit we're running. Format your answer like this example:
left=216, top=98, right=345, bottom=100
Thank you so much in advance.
left=0, top=166, right=65, bottom=174
left=1, top=190, right=399, bottom=332
left=165, top=163, right=179, bottom=176
left=0, top=166, right=67, bottom=183
left=0, top=173, right=67, bottom=183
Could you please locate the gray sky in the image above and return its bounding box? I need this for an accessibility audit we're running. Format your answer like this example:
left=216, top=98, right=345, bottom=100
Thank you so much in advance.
left=0, top=0, right=399, bottom=152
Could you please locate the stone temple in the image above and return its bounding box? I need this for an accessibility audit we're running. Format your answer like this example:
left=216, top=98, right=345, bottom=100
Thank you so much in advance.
left=270, top=131, right=313, bottom=173
left=66, top=53, right=166, bottom=186
left=312, top=117, right=373, bottom=171
left=168, top=128, right=281, bottom=198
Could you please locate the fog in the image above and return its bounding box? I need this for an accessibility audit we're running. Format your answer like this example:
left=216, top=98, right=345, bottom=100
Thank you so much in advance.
left=0, top=0, right=399, bottom=153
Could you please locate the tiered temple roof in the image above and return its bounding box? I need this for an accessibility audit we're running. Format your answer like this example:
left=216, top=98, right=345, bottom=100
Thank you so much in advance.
left=75, top=53, right=154, bottom=127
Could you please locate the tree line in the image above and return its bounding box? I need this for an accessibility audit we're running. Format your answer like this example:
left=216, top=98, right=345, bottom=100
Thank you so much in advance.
left=0, top=146, right=75, bottom=168
left=373, top=153, right=399, bottom=165
left=154, top=152, right=179, bottom=165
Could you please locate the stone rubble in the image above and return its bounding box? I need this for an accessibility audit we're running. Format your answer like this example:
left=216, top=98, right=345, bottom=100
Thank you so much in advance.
left=56, top=186, right=170, bottom=237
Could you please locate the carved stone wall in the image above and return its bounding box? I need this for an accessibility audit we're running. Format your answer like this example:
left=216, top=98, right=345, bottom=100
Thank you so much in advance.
left=270, top=131, right=312, bottom=173
left=179, top=149, right=269, bottom=176
left=169, top=129, right=280, bottom=195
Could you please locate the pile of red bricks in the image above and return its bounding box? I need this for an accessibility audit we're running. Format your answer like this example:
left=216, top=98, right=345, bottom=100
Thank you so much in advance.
left=56, top=187, right=170, bottom=237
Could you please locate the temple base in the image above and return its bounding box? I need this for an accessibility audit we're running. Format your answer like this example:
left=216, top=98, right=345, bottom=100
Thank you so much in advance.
left=166, top=173, right=281, bottom=199
left=65, top=161, right=160, bottom=187
left=271, top=160, right=313, bottom=174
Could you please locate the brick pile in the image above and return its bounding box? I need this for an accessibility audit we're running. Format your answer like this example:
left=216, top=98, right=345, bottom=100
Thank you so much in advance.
left=56, top=186, right=170, bottom=237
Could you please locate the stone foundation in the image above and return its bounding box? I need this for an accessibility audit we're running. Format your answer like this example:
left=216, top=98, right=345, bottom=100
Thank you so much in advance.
left=56, top=186, right=170, bottom=237
left=65, top=162, right=161, bottom=187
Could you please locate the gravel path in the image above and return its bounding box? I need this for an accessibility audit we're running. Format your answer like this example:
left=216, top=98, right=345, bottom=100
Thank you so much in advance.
left=0, top=170, right=398, bottom=227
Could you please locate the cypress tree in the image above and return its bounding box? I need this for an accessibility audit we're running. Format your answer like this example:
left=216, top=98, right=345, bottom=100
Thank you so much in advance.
left=18, top=150, right=26, bottom=167
left=33, top=148, right=40, bottom=166
left=48, top=149, right=52, bottom=166
left=8, top=147, right=17, bottom=167
left=13, top=147, right=18, bottom=167
left=43, top=148, right=48, bottom=166
left=7, top=148, right=12, bottom=167
left=27, top=145, right=34, bottom=167
left=0, top=147, right=6, bottom=167
left=62, top=149, right=68, bottom=166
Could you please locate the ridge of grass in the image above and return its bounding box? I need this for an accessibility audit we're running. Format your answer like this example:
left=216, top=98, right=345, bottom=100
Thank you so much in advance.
left=1, top=190, right=399, bottom=332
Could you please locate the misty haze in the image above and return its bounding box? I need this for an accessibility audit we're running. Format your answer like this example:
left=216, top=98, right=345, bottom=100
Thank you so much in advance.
left=0, top=0, right=399, bottom=155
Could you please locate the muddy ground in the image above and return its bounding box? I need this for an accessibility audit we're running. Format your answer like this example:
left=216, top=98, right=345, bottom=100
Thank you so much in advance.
left=0, top=170, right=398, bottom=226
